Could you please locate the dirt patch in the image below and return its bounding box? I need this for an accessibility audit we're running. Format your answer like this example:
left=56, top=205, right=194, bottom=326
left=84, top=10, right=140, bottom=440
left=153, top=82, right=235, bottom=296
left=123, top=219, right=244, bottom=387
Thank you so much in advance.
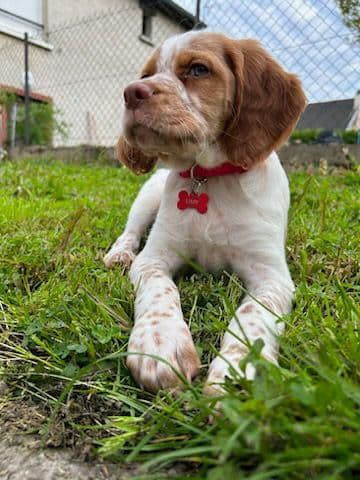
left=0, top=399, right=135, bottom=479
left=0, top=433, right=131, bottom=480
left=0, top=395, right=193, bottom=479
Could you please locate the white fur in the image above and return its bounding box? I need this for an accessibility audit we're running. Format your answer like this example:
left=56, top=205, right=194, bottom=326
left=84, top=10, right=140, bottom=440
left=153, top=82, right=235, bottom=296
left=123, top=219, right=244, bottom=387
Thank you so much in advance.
left=158, top=31, right=200, bottom=71
left=104, top=152, right=294, bottom=392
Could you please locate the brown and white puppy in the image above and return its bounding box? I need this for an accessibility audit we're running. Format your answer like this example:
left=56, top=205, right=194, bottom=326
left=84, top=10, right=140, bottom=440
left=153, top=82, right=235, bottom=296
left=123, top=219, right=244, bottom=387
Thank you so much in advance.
left=105, top=31, right=306, bottom=393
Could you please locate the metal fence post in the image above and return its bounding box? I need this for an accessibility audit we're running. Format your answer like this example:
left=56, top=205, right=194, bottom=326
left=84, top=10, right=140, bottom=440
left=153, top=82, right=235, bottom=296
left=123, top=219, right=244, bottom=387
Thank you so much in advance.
left=195, top=0, right=201, bottom=25
left=24, top=32, right=30, bottom=146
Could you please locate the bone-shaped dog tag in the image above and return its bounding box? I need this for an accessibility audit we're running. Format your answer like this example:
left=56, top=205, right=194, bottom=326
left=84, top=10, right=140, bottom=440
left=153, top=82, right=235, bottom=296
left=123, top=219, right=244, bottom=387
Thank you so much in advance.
left=177, top=190, right=209, bottom=214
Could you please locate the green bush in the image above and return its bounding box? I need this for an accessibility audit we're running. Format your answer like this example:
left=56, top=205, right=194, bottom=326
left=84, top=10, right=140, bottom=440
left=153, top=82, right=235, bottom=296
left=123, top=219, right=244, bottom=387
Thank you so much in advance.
left=290, top=129, right=323, bottom=143
left=340, top=129, right=358, bottom=144
left=0, top=91, right=17, bottom=107
left=1, top=91, right=68, bottom=146
left=15, top=101, right=67, bottom=146
left=291, top=128, right=359, bottom=144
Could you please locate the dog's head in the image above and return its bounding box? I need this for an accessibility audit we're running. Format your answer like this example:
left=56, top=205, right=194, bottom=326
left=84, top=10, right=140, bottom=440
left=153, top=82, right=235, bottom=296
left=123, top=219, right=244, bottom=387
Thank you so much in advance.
left=118, top=31, right=306, bottom=174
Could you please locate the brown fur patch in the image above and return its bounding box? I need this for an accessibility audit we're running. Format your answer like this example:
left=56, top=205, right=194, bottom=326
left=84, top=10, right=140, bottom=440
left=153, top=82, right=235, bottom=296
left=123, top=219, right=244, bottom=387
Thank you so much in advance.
left=240, top=303, right=254, bottom=314
left=219, top=37, right=306, bottom=167
left=143, top=269, right=162, bottom=281
left=177, top=344, right=201, bottom=380
left=153, top=332, right=161, bottom=346
left=146, top=359, right=157, bottom=373
left=146, top=311, right=171, bottom=319
left=116, top=136, right=156, bottom=174
left=253, top=326, right=266, bottom=336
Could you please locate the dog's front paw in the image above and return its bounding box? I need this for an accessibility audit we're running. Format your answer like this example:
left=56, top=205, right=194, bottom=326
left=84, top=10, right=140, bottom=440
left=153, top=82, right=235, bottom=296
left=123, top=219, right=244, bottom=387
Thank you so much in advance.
left=103, top=234, right=138, bottom=269
left=127, top=320, right=200, bottom=393
left=104, top=247, right=136, bottom=269
left=204, top=342, right=255, bottom=395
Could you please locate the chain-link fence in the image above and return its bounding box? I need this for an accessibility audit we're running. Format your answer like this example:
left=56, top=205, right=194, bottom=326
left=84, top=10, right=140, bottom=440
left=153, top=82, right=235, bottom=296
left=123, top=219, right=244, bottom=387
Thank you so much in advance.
left=0, top=0, right=359, bottom=148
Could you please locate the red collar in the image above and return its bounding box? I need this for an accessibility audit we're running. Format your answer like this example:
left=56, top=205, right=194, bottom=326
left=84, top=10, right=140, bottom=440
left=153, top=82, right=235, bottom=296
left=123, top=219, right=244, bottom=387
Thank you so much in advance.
left=179, top=162, right=248, bottom=179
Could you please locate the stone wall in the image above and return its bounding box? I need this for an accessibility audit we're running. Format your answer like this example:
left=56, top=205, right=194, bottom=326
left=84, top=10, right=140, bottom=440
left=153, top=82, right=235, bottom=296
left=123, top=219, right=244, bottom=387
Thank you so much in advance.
left=278, top=143, right=359, bottom=172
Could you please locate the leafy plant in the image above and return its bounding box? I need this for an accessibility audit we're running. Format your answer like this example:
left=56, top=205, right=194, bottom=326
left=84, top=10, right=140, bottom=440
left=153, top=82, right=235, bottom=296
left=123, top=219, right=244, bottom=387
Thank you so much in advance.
left=335, top=0, right=360, bottom=42
left=15, top=101, right=68, bottom=146
left=291, top=128, right=359, bottom=144
left=340, top=129, right=359, bottom=144
left=0, top=91, right=17, bottom=107
left=0, top=90, right=67, bottom=146
left=290, top=129, right=323, bottom=144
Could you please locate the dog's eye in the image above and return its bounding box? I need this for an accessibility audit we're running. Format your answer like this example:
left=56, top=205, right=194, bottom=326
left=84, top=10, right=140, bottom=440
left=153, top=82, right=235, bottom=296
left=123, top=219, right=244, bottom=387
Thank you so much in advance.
left=140, top=73, right=151, bottom=79
left=188, top=63, right=209, bottom=77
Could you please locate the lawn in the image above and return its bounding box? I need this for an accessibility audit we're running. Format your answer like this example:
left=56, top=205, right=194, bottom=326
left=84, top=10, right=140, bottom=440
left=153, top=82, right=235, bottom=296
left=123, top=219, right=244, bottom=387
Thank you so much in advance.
left=0, top=157, right=359, bottom=479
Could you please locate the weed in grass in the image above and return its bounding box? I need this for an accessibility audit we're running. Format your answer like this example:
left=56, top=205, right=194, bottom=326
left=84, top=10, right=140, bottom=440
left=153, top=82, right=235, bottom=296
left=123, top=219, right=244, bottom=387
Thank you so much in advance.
left=0, top=158, right=359, bottom=478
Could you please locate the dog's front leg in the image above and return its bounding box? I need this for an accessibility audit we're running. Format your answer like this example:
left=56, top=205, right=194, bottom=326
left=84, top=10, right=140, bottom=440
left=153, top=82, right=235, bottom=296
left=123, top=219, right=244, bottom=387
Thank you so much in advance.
left=127, top=247, right=200, bottom=393
left=104, top=168, right=169, bottom=268
left=206, top=263, right=294, bottom=393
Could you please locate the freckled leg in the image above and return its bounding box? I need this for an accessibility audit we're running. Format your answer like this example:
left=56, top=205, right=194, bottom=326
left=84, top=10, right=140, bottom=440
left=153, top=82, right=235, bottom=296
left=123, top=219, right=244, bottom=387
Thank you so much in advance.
left=205, top=263, right=294, bottom=393
left=127, top=244, right=200, bottom=393
left=104, top=168, right=168, bottom=268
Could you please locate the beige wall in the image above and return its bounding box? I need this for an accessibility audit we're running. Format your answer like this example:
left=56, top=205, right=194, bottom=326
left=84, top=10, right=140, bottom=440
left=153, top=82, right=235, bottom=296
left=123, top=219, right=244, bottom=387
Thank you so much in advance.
left=46, top=0, right=126, bottom=30
left=0, top=0, right=186, bottom=146
left=0, top=34, right=49, bottom=91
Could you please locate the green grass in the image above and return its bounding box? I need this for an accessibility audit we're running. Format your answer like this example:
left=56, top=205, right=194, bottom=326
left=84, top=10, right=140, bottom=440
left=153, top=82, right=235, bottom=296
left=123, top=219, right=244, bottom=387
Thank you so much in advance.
left=0, top=157, right=359, bottom=479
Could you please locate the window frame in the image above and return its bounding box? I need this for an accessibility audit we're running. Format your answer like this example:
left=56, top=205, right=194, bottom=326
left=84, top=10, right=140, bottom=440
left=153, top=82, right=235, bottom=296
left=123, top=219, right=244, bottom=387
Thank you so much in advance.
left=142, top=9, right=153, bottom=39
left=0, top=1, right=44, bottom=38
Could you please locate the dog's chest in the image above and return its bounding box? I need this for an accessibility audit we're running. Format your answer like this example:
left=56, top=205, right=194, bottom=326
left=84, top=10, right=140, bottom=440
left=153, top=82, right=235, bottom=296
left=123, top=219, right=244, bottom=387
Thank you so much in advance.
left=157, top=173, right=265, bottom=268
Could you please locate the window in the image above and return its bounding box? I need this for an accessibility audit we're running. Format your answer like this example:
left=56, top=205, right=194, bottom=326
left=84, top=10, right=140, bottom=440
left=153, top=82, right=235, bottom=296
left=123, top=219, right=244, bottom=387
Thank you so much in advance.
left=139, top=0, right=156, bottom=42
left=142, top=9, right=152, bottom=39
left=0, top=0, right=43, bottom=38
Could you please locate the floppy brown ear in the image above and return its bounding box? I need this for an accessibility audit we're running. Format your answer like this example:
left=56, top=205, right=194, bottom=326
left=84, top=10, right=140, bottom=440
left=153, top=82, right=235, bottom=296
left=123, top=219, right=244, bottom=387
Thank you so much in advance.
left=116, top=136, right=157, bottom=174
left=221, top=39, right=306, bottom=167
